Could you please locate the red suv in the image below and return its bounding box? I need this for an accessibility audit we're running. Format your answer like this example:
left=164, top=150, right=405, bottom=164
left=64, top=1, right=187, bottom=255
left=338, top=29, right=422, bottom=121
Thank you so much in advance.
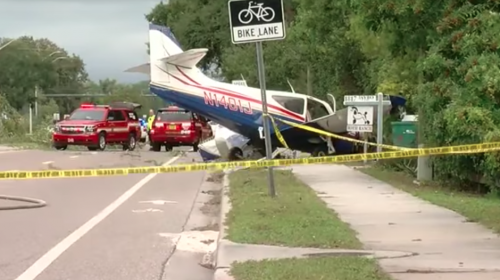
left=149, top=106, right=212, bottom=152
left=52, top=102, right=142, bottom=151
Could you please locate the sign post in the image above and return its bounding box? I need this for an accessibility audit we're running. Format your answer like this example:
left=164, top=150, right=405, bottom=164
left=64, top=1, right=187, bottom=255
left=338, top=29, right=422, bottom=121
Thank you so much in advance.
left=344, top=93, right=391, bottom=162
left=228, top=0, right=286, bottom=197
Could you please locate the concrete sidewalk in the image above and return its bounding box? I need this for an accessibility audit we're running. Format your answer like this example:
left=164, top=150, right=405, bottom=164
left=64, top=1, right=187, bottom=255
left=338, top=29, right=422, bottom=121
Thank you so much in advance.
left=293, top=164, right=500, bottom=280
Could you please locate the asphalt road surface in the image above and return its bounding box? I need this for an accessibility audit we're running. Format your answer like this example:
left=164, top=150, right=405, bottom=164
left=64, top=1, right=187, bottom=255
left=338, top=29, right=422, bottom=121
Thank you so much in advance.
left=0, top=146, right=216, bottom=280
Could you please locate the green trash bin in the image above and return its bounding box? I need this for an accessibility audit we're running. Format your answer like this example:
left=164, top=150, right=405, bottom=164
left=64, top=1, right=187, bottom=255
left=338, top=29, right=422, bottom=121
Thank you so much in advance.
left=391, top=121, right=417, bottom=148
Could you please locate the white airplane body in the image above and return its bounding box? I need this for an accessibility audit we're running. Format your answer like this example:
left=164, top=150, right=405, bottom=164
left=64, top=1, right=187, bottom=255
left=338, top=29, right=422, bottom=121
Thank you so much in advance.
left=126, top=24, right=406, bottom=155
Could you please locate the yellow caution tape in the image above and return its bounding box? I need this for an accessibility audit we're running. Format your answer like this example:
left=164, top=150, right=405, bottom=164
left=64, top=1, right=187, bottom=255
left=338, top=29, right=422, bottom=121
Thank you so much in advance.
left=265, top=114, right=289, bottom=149
left=275, top=117, right=409, bottom=151
left=0, top=142, right=499, bottom=180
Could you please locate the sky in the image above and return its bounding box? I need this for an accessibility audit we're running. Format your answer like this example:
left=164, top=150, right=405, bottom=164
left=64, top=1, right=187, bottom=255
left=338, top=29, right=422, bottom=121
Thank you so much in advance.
left=0, top=0, right=165, bottom=83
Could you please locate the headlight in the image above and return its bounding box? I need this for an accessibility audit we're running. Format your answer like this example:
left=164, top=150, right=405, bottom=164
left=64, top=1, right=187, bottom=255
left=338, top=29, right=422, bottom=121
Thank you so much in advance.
left=84, top=126, right=96, bottom=133
left=54, top=125, right=61, bottom=132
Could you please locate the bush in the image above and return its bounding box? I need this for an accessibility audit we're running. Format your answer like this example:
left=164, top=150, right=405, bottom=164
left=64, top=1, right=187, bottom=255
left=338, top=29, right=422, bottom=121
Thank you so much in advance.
left=0, top=94, right=52, bottom=147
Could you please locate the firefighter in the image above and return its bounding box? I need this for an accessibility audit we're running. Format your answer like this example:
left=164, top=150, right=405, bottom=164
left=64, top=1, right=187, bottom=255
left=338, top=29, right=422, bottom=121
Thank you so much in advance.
left=147, top=109, right=155, bottom=147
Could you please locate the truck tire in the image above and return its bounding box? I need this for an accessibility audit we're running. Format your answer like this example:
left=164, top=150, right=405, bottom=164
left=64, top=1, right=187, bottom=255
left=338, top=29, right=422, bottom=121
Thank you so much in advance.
left=54, top=144, right=67, bottom=151
left=123, top=133, right=137, bottom=151
left=98, top=132, right=107, bottom=151
left=192, top=142, right=199, bottom=152
left=151, top=142, right=161, bottom=152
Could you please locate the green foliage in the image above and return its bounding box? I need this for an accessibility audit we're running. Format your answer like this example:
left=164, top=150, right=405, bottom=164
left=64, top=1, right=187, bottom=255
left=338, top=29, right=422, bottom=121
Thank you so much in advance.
left=0, top=36, right=161, bottom=146
left=145, top=0, right=500, bottom=193
left=0, top=36, right=88, bottom=112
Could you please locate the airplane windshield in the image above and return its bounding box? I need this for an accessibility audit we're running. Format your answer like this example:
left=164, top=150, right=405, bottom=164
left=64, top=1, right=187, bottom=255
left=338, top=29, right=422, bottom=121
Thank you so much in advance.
left=272, top=95, right=305, bottom=115
left=307, top=98, right=330, bottom=120
left=69, top=109, right=106, bottom=121
left=156, top=110, right=192, bottom=122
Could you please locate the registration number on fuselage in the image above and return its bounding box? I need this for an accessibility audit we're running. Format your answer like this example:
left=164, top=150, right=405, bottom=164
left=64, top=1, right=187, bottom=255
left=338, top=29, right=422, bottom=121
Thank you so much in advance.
left=203, top=92, right=253, bottom=115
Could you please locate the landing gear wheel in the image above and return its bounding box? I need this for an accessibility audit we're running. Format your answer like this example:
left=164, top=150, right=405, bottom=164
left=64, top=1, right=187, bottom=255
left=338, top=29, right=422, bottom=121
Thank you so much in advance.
left=228, top=148, right=243, bottom=161
left=151, top=142, right=161, bottom=152
left=312, top=145, right=328, bottom=157
left=98, top=132, right=107, bottom=151
left=164, top=144, right=173, bottom=152
left=54, top=145, right=67, bottom=151
left=123, top=133, right=137, bottom=151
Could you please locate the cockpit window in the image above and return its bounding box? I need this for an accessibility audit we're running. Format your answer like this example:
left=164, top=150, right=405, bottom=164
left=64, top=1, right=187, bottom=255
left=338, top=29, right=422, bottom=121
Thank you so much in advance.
left=307, top=98, right=330, bottom=120
left=272, top=96, right=305, bottom=115
left=69, top=109, right=106, bottom=121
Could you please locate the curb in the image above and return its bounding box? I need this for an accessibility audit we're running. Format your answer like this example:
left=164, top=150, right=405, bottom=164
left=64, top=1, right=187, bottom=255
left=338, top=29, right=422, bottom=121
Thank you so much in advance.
left=213, top=170, right=235, bottom=280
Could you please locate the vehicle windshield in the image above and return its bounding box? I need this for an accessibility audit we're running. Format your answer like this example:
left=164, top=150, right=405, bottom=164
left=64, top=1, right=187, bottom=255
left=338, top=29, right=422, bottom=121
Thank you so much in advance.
left=69, top=109, right=106, bottom=121
left=156, top=110, right=192, bottom=122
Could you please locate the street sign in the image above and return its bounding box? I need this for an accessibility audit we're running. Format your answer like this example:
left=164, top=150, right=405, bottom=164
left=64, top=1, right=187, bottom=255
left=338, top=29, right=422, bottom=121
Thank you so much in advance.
left=344, top=95, right=377, bottom=103
left=343, top=93, right=391, bottom=153
left=347, top=106, right=374, bottom=132
left=228, top=0, right=286, bottom=44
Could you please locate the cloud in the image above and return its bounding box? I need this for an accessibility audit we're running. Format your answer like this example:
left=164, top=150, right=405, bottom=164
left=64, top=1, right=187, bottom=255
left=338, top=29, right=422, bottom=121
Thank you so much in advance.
left=0, top=0, right=163, bottom=83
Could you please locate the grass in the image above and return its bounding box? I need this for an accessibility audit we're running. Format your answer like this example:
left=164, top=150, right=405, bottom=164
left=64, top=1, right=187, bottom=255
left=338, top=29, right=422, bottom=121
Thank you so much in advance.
left=226, top=169, right=361, bottom=249
left=360, top=166, right=500, bottom=233
left=231, top=257, right=392, bottom=280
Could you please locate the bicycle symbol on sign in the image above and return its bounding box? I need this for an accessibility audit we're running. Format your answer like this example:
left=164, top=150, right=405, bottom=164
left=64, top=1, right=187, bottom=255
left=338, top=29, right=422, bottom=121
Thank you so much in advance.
left=238, top=1, right=275, bottom=24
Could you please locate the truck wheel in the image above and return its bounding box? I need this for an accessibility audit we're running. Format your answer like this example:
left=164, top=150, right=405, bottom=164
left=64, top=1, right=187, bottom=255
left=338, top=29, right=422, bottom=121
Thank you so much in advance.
left=54, top=144, right=67, bottom=151
left=151, top=142, right=161, bottom=152
left=98, top=132, right=107, bottom=151
left=123, top=133, right=137, bottom=151
left=164, top=144, right=173, bottom=152
left=192, top=142, right=199, bottom=152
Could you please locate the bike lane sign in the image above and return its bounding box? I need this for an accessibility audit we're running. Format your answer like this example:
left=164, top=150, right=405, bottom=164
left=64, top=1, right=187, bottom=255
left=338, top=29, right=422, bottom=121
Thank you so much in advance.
left=228, top=0, right=286, bottom=44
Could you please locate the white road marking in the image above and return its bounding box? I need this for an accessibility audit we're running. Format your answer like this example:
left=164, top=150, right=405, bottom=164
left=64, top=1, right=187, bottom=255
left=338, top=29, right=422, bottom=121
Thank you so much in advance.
left=139, top=200, right=178, bottom=205
left=42, top=161, right=54, bottom=165
left=14, top=155, right=181, bottom=280
left=69, top=155, right=79, bottom=159
left=132, top=208, right=163, bottom=213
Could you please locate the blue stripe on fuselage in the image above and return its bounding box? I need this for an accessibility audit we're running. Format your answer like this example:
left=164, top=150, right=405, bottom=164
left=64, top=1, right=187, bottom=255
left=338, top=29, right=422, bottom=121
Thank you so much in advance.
left=149, top=84, right=298, bottom=137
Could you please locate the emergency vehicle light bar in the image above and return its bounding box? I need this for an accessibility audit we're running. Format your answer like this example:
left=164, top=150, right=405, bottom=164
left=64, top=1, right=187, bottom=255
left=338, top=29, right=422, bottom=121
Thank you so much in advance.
left=80, top=103, right=109, bottom=109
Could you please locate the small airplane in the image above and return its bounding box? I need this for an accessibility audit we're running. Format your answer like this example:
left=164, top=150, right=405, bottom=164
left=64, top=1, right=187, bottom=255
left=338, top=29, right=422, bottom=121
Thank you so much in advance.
left=126, top=23, right=406, bottom=157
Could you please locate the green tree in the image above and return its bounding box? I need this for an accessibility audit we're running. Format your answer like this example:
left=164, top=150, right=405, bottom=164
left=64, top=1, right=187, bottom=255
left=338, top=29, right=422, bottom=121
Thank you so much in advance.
left=0, top=36, right=88, bottom=114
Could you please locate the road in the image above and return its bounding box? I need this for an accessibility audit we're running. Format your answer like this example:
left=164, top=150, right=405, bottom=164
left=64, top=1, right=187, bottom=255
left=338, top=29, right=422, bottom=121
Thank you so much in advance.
left=0, top=147, right=218, bottom=280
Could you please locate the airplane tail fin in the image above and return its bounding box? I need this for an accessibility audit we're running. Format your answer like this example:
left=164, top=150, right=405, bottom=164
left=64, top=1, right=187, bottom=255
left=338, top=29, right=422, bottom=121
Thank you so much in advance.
left=125, top=24, right=209, bottom=84
left=148, top=23, right=209, bottom=84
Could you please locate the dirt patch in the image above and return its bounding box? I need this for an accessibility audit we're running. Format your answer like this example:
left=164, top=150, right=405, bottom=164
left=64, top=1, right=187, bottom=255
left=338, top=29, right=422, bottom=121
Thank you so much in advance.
left=193, top=189, right=222, bottom=231
left=206, top=171, right=224, bottom=183
left=200, top=189, right=221, bottom=216
left=192, top=223, right=219, bottom=231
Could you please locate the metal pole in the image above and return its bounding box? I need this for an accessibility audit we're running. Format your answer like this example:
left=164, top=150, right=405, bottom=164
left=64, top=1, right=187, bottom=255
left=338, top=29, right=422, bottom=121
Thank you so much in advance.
left=376, top=92, right=384, bottom=153
left=255, top=41, right=275, bottom=197
left=34, top=86, right=38, bottom=117
left=363, top=133, right=368, bottom=165
left=29, top=105, right=33, bottom=135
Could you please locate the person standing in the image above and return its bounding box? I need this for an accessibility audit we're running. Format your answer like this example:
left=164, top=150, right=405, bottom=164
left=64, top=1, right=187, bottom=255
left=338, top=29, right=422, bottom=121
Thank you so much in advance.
left=147, top=109, right=155, bottom=146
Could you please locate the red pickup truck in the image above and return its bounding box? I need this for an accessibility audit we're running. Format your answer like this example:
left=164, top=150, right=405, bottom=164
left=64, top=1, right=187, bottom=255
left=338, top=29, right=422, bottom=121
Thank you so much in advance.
left=149, top=106, right=212, bottom=152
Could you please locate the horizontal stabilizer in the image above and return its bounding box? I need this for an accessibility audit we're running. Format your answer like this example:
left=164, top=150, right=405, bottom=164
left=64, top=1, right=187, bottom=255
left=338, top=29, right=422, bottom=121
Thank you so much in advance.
left=160, top=48, right=208, bottom=69
left=124, top=63, right=150, bottom=74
